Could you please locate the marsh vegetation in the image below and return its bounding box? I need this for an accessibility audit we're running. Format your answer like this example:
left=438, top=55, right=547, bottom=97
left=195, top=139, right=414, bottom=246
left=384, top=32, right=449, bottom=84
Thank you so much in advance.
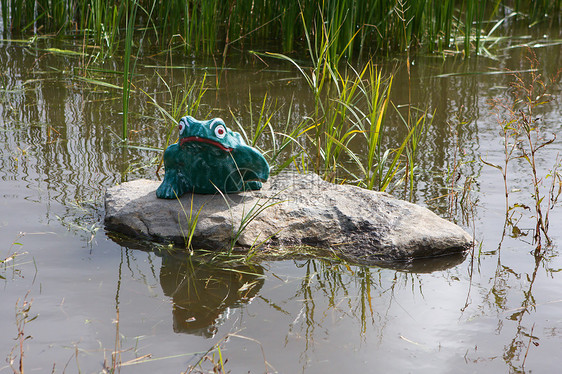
left=1, top=0, right=560, bottom=56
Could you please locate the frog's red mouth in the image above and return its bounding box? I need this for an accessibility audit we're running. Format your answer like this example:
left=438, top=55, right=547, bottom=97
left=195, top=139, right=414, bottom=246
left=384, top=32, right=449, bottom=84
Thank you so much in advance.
left=180, top=137, right=233, bottom=152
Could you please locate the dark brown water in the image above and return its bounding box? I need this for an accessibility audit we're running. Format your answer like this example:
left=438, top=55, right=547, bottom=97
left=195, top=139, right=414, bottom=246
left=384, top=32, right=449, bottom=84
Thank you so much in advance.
left=1, top=33, right=562, bottom=373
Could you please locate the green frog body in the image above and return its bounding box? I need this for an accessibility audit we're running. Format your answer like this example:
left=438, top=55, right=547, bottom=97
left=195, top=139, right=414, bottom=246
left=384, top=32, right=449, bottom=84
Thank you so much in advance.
left=156, top=116, right=270, bottom=199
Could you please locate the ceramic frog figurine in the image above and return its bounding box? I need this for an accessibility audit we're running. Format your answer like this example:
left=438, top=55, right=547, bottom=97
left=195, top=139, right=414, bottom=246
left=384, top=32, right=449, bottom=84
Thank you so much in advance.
left=156, top=116, right=270, bottom=198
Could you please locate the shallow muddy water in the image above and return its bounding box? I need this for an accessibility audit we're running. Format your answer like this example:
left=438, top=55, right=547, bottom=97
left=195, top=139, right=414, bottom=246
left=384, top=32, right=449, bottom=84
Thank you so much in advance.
left=1, top=31, right=562, bottom=373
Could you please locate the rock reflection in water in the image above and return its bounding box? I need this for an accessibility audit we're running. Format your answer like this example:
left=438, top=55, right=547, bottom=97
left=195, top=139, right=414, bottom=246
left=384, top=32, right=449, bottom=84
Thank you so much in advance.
left=159, top=254, right=264, bottom=337
left=379, top=251, right=468, bottom=273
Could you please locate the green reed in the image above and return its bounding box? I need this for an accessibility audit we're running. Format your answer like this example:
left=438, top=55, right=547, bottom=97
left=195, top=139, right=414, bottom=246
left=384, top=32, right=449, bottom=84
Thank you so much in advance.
left=231, top=93, right=310, bottom=175
left=176, top=192, right=204, bottom=252
left=140, top=72, right=208, bottom=175
left=1, top=1, right=560, bottom=58
left=121, top=0, right=136, bottom=141
left=230, top=92, right=276, bottom=151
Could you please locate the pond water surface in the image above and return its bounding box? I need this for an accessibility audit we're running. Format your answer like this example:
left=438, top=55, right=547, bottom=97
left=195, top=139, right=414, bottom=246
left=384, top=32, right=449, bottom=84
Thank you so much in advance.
left=1, top=31, right=562, bottom=373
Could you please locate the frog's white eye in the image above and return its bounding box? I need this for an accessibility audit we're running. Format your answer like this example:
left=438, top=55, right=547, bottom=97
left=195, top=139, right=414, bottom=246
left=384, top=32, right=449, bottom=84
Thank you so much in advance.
left=214, top=124, right=226, bottom=139
left=178, top=122, right=185, bottom=134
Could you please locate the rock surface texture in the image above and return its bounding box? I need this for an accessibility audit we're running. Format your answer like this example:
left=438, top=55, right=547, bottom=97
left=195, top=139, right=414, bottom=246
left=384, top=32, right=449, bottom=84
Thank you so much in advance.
left=105, top=172, right=472, bottom=264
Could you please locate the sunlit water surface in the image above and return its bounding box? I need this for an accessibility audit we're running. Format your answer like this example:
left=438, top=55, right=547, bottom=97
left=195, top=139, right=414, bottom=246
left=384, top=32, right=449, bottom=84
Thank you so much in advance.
left=1, top=33, right=562, bottom=373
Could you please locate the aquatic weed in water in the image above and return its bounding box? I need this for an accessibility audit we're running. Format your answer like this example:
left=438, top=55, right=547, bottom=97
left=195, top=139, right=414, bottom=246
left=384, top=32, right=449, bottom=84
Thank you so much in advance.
left=484, top=49, right=561, bottom=251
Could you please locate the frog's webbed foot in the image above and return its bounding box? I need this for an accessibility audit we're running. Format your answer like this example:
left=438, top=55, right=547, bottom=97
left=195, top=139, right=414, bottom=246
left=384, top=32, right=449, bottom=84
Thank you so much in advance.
left=156, top=169, right=189, bottom=199
left=156, top=182, right=180, bottom=199
left=244, top=181, right=263, bottom=191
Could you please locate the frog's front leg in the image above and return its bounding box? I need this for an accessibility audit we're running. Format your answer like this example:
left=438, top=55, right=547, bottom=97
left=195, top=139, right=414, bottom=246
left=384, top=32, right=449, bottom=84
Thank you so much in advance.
left=156, top=144, right=191, bottom=199
left=156, top=168, right=187, bottom=199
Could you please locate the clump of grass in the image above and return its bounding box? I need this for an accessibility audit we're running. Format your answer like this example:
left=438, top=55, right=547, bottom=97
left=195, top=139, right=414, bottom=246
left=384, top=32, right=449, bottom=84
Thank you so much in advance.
left=266, top=46, right=427, bottom=193
left=176, top=192, right=205, bottom=252
left=229, top=93, right=309, bottom=175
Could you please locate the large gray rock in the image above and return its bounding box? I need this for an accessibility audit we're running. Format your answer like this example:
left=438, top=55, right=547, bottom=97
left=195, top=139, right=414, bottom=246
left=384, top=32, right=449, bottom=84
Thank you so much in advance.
left=104, top=172, right=472, bottom=264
